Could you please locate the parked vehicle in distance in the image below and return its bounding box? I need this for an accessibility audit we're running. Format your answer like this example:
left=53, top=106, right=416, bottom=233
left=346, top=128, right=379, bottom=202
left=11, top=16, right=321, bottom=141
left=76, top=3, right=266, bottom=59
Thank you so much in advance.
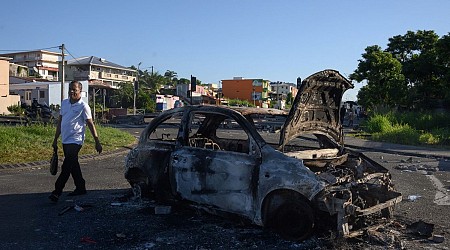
left=125, top=70, right=402, bottom=241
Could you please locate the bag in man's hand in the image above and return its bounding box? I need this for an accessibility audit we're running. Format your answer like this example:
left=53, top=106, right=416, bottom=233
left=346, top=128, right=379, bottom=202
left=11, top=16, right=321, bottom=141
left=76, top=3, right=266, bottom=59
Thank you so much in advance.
left=50, top=149, right=58, bottom=175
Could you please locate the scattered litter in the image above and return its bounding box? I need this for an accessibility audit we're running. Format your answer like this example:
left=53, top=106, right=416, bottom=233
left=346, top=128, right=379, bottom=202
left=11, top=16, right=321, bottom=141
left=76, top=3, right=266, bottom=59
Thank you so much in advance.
left=395, top=164, right=437, bottom=172
left=432, top=234, right=445, bottom=243
left=406, top=220, right=434, bottom=237
left=407, top=195, right=421, bottom=202
left=366, top=228, right=402, bottom=248
left=80, top=236, right=97, bottom=244
left=74, top=205, right=84, bottom=212
left=155, top=206, right=171, bottom=214
left=143, top=242, right=156, bottom=248
left=58, top=206, right=73, bottom=216
left=401, top=157, right=415, bottom=163
left=116, top=233, right=126, bottom=238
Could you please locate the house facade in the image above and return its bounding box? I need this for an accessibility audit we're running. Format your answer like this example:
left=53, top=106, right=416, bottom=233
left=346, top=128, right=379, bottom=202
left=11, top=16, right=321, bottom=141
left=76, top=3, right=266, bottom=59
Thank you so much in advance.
left=0, top=57, right=21, bottom=114
left=270, top=82, right=298, bottom=98
left=221, top=77, right=271, bottom=107
left=0, top=50, right=61, bottom=80
left=9, top=81, right=89, bottom=107
left=65, top=56, right=136, bottom=89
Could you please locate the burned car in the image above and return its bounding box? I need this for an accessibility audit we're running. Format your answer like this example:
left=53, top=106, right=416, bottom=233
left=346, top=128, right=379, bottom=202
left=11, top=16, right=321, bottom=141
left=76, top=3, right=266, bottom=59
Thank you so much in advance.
left=125, top=69, right=402, bottom=241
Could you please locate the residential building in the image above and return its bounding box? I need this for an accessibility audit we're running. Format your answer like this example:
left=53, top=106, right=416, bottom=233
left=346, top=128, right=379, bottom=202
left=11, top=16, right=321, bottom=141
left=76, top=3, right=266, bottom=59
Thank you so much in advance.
left=155, top=94, right=181, bottom=111
left=176, top=84, right=206, bottom=105
left=0, top=57, right=21, bottom=114
left=0, top=50, right=61, bottom=80
left=270, top=81, right=298, bottom=103
left=221, top=77, right=271, bottom=107
left=9, top=81, right=88, bottom=107
left=65, top=56, right=136, bottom=89
left=9, top=76, right=53, bottom=84
left=9, top=63, right=29, bottom=78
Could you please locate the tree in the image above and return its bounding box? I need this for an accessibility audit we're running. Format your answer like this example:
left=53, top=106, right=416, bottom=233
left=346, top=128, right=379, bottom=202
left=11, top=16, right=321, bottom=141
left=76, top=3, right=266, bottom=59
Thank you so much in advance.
left=350, top=45, right=407, bottom=108
left=164, top=70, right=178, bottom=86
left=116, top=82, right=134, bottom=108
left=386, top=30, right=441, bottom=108
left=436, top=33, right=450, bottom=106
left=178, top=78, right=190, bottom=85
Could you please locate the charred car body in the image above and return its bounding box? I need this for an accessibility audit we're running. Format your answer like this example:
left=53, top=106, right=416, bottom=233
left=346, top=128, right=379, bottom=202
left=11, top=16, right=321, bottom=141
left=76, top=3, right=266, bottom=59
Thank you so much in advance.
left=125, top=70, right=402, bottom=241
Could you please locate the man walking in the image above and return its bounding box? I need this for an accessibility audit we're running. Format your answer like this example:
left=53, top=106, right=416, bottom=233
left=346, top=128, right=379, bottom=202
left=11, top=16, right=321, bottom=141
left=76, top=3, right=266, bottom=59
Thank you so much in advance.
left=49, top=81, right=102, bottom=202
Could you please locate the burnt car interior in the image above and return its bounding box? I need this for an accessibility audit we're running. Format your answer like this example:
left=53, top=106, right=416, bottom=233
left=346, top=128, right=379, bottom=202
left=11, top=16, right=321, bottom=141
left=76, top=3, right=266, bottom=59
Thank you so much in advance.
left=187, top=111, right=250, bottom=154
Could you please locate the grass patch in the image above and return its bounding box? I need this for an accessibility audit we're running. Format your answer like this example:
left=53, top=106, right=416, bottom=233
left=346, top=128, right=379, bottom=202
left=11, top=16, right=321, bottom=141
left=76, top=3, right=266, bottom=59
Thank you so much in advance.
left=361, top=111, right=450, bottom=147
left=0, top=124, right=136, bottom=164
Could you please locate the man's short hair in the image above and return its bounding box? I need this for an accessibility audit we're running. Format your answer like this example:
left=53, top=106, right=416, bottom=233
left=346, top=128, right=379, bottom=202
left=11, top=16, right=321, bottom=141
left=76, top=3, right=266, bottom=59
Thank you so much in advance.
left=70, top=80, right=82, bottom=90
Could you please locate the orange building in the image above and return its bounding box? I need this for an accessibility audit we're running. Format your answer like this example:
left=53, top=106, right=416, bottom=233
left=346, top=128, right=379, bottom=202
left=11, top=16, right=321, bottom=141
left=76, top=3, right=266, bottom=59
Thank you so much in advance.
left=221, top=77, right=270, bottom=107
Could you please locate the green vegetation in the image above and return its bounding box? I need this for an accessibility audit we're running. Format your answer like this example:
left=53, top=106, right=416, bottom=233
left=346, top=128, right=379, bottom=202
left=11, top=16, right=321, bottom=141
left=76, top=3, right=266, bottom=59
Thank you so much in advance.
left=7, top=104, right=25, bottom=116
left=351, top=30, right=450, bottom=111
left=227, top=99, right=255, bottom=107
left=361, top=111, right=450, bottom=147
left=0, top=124, right=136, bottom=164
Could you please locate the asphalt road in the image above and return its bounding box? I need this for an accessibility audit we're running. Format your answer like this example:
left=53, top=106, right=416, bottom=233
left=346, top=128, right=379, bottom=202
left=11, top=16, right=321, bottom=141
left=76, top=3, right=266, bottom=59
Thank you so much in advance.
left=1, top=126, right=449, bottom=249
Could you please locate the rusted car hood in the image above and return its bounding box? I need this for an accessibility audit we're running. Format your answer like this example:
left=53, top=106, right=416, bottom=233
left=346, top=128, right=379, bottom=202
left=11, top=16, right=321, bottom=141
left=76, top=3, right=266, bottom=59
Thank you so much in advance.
left=280, top=69, right=353, bottom=148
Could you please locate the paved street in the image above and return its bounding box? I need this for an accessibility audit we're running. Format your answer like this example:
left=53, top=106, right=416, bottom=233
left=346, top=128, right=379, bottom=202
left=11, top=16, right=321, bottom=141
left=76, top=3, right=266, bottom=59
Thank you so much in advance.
left=0, top=125, right=449, bottom=249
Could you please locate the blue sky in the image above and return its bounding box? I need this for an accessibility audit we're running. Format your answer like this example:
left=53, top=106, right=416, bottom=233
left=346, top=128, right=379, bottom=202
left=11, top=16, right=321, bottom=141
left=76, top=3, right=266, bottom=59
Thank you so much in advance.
left=1, top=0, right=449, bottom=101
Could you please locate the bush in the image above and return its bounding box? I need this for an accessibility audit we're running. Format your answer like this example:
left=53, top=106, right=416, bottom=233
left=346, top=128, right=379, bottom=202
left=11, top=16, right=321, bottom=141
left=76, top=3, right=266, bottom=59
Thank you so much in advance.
left=227, top=99, right=255, bottom=107
left=419, top=132, right=440, bottom=145
left=362, top=111, right=450, bottom=146
left=372, top=124, right=420, bottom=145
left=364, top=114, right=392, bottom=133
left=7, top=104, right=25, bottom=116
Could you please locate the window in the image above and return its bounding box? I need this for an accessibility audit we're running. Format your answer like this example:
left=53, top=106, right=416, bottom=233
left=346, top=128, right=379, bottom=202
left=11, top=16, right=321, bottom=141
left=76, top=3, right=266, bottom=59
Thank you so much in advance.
left=25, top=91, right=31, bottom=101
left=39, top=90, right=45, bottom=98
left=148, top=112, right=183, bottom=144
left=188, top=112, right=250, bottom=154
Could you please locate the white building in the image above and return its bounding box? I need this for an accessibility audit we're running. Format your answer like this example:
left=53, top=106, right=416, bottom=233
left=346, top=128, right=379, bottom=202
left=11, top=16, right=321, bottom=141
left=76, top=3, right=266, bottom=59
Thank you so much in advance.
left=0, top=50, right=61, bottom=81
left=9, top=81, right=89, bottom=107
left=65, top=56, right=136, bottom=89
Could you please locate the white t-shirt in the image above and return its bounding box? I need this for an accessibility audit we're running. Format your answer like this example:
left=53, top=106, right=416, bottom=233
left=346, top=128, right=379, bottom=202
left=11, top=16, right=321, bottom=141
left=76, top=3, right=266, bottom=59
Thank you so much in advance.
left=60, top=98, right=92, bottom=145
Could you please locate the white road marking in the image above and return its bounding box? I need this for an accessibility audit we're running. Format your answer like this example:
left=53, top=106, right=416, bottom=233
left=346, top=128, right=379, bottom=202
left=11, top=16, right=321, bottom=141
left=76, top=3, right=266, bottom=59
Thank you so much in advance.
left=426, top=175, right=450, bottom=205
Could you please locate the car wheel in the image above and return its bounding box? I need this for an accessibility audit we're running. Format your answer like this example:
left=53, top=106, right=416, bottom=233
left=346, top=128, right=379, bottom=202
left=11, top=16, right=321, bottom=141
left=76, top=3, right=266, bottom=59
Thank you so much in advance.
left=130, top=180, right=151, bottom=199
left=273, top=199, right=314, bottom=241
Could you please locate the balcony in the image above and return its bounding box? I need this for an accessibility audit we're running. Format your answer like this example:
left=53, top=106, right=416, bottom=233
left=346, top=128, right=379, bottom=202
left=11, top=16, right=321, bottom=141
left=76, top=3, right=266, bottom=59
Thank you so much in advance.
left=99, top=72, right=133, bottom=82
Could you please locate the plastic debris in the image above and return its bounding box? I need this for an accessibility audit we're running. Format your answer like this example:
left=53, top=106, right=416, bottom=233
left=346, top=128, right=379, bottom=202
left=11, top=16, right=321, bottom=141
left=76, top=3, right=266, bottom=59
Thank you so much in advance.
left=407, top=195, right=421, bottom=201
left=74, top=205, right=84, bottom=212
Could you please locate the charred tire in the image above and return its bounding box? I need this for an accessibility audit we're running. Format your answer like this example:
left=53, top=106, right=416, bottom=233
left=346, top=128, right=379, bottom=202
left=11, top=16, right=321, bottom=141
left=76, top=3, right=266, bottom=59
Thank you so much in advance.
left=129, top=179, right=152, bottom=198
left=273, top=199, right=314, bottom=241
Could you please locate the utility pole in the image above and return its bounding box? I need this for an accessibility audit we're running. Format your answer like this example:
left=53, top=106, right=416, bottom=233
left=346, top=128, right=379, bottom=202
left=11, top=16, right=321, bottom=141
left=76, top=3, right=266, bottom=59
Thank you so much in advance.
left=134, top=62, right=141, bottom=115
left=277, top=81, right=280, bottom=109
left=60, top=44, right=65, bottom=102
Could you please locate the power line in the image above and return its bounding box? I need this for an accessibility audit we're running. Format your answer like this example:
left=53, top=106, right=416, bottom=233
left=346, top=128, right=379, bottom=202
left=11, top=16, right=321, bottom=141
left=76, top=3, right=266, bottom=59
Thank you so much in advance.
left=0, top=46, right=61, bottom=53
left=64, top=47, right=83, bottom=64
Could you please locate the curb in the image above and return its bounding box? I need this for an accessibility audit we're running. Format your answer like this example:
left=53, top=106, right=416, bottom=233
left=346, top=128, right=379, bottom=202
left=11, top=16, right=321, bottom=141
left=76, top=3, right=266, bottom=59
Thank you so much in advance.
left=345, top=143, right=450, bottom=161
left=0, top=147, right=132, bottom=171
